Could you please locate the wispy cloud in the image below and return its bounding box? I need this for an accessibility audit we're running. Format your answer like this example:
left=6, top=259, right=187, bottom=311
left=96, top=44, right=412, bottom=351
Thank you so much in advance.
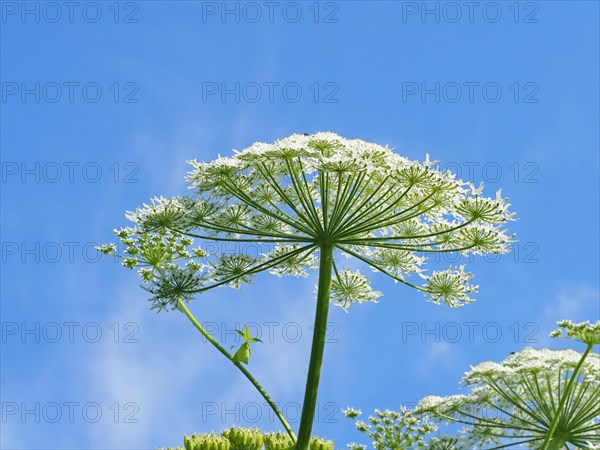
left=543, top=283, right=599, bottom=324
left=84, top=285, right=214, bottom=447
left=540, top=283, right=600, bottom=346
left=415, top=341, right=462, bottom=378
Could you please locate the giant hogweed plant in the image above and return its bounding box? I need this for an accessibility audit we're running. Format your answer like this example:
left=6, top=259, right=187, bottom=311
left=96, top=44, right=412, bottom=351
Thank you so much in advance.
left=99, top=132, right=514, bottom=448
left=344, top=320, right=600, bottom=449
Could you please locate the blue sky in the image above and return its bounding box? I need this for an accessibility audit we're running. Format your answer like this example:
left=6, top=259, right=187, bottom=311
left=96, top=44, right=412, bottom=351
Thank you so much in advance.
left=1, top=1, right=599, bottom=448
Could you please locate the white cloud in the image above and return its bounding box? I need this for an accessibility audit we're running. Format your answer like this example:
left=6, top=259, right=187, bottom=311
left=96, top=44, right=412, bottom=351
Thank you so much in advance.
left=415, top=341, right=462, bottom=377
left=543, top=283, right=599, bottom=323
left=84, top=285, right=213, bottom=447
left=540, top=283, right=600, bottom=346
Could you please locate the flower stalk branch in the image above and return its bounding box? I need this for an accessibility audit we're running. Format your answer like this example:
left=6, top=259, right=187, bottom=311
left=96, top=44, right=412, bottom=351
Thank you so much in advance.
left=177, top=299, right=296, bottom=442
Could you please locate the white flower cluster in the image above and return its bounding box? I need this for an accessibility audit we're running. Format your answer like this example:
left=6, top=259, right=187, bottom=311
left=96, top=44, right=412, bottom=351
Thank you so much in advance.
left=329, top=269, right=382, bottom=311
left=413, top=321, right=600, bottom=449
left=102, top=132, right=515, bottom=311
left=342, top=406, right=436, bottom=449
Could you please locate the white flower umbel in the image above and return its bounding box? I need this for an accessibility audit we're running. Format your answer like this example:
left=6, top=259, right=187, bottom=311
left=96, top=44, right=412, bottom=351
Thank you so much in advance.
left=105, top=133, right=515, bottom=312
left=412, top=320, right=600, bottom=450
left=101, top=132, right=515, bottom=448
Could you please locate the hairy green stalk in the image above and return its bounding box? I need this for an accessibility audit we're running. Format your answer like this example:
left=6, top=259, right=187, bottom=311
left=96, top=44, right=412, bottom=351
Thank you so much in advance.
left=177, top=299, right=296, bottom=442
left=296, top=244, right=334, bottom=449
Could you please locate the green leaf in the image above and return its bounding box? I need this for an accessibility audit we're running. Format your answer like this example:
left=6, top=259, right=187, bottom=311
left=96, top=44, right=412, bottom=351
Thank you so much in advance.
left=235, top=325, right=263, bottom=344
left=242, top=325, right=251, bottom=340
left=236, top=328, right=246, bottom=339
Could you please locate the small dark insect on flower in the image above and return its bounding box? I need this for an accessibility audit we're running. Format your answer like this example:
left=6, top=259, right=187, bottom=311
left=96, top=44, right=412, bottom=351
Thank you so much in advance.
left=303, top=133, right=310, bottom=136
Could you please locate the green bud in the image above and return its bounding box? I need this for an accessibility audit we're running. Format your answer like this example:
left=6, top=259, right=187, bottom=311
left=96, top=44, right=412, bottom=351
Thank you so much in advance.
left=222, top=427, right=263, bottom=450
left=232, top=342, right=251, bottom=364
left=309, top=437, right=334, bottom=450
left=183, top=435, right=194, bottom=450
left=96, top=243, right=117, bottom=255
left=264, top=432, right=294, bottom=450
left=183, top=433, right=230, bottom=450
left=123, top=257, right=138, bottom=269
left=193, top=248, right=208, bottom=258
left=114, top=228, right=130, bottom=238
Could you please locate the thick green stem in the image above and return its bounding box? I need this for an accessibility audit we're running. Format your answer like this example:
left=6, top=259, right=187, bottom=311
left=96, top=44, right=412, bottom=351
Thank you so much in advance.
left=546, top=436, right=567, bottom=450
left=539, top=344, right=593, bottom=450
left=296, top=244, right=334, bottom=449
left=177, top=299, right=296, bottom=442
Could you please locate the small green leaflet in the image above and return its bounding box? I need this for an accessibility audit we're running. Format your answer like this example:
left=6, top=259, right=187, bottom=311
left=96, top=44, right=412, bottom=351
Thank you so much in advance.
left=232, top=326, right=263, bottom=364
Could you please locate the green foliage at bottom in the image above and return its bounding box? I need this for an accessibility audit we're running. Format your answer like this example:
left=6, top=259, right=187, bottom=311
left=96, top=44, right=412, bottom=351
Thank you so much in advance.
left=160, top=428, right=334, bottom=450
